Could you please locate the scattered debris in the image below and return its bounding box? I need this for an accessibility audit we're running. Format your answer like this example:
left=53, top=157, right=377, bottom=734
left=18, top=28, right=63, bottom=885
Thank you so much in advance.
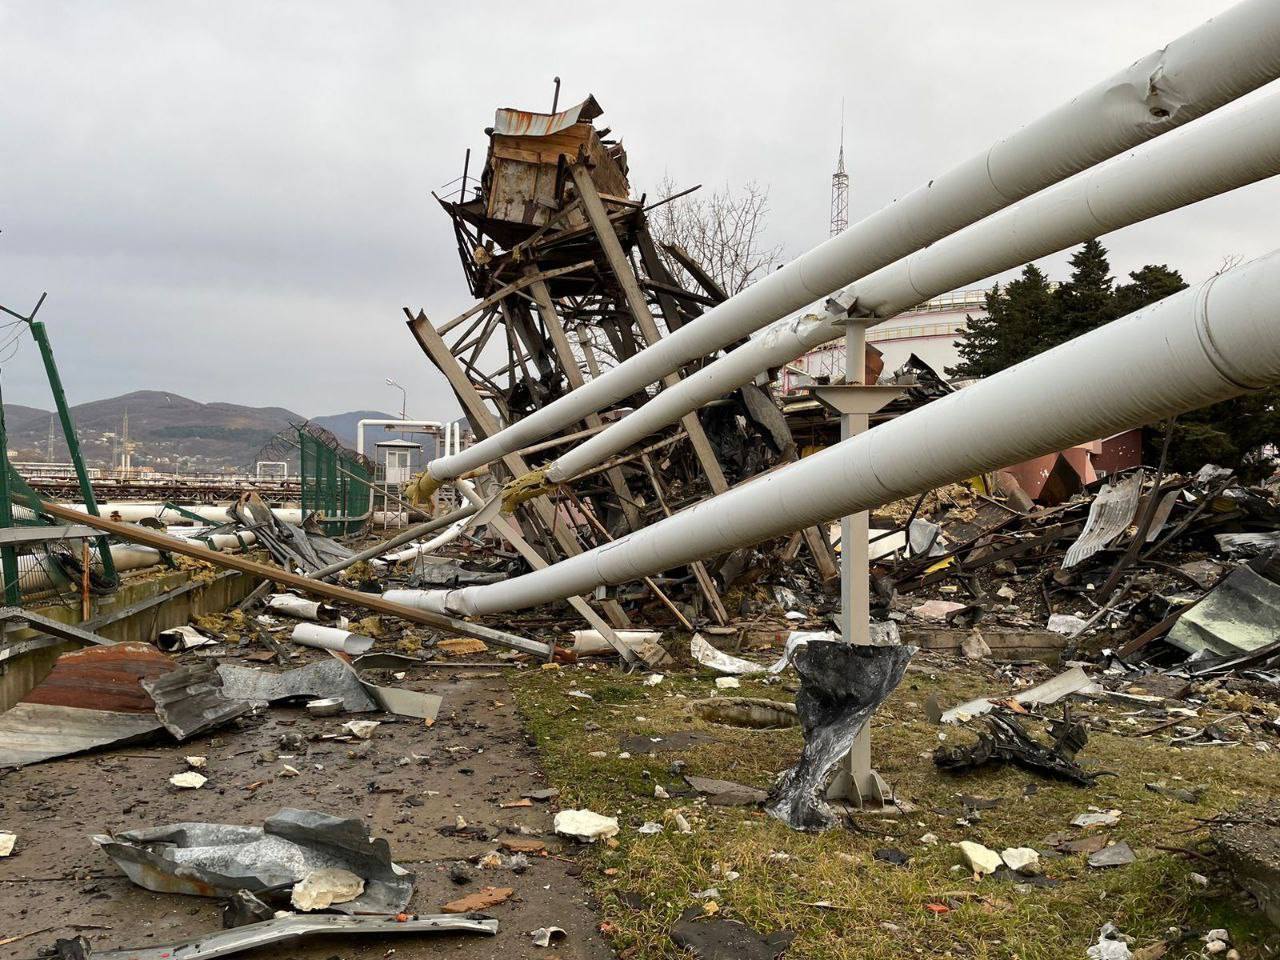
left=554, top=809, right=620, bottom=843
left=935, top=707, right=1096, bottom=785
left=1088, top=923, right=1134, bottom=960
left=289, top=622, right=375, bottom=655
left=940, top=666, right=1094, bottom=724
left=265, top=593, right=338, bottom=622
left=342, top=719, right=381, bottom=739
left=529, top=926, right=566, bottom=947
left=48, top=913, right=497, bottom=960
left=685, top=775, right=768, bottom=807
left=443, top=886, right=513, bottom=913
left=290, top=868, right=366, bottom=911
left=957, top=840, right=1002, bottom=876
left=155, top=625, right=218, bottom=652
left=692, top=697, right=798, bottom=729
left=0, top=832, right=15, bottom=857
left=169, top=771, right=207, bottom=789
left=1088, top=841, right=1136, bottom=868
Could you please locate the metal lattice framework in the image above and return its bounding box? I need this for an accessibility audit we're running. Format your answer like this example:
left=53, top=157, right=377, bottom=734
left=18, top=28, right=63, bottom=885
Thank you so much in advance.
left=405, top=96, right=839, bottom=631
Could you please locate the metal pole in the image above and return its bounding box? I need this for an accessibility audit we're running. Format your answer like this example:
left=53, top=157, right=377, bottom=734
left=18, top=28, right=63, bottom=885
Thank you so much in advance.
left=25, top=306, right=118, bottom=585
left=826, top=319, right=890, bottom=811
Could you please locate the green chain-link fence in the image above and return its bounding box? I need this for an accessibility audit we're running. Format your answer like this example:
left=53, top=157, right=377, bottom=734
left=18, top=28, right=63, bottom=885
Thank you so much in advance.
left=298, top=427, right=372, bottom=537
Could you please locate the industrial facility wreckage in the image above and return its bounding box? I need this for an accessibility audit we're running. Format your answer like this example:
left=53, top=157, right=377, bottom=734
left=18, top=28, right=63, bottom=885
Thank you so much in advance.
left=7, top=2, right=1280, bottom=957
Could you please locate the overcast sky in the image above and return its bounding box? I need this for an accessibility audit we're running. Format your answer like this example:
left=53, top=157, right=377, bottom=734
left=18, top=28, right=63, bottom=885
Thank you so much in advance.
left=2, top=0, right=1276, bottom=418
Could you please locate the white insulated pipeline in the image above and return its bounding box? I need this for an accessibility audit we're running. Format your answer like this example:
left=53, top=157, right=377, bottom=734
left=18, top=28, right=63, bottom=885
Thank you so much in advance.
left=386, top=248, right=1280, bottom=616
left=421, top=0, right=1280, bottom=484
left=543, top=84, right=1280, bottom=482
left=16, top=530, right=258, bottom=595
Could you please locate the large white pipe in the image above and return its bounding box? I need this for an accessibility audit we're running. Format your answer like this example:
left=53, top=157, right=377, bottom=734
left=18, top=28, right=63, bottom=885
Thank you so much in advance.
left=387, top=247, right=1280, bottom=616
left=543, top=84, right=1280, bottom=482
left=356, top=419, right=443, bottom=456
left=419, top=0, right=1280, bottom=486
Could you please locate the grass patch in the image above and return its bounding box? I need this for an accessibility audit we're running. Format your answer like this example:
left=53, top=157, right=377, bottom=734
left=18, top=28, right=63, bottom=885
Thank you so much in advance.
left=512, top=658, right=1280, bottom=959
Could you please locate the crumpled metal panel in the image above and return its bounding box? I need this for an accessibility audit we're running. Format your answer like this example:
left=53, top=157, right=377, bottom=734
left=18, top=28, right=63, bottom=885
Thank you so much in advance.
left=94, top=808, right=414, bottom=915
left=140, top=662, right=254, bottom=741
left=0, top=703, right=161, bottom=767
left=1062, top=471, right=1144, bottom=569
left=1167, top=566, right=1280, bottom=656
left=20, top=641, right=174, bottom=712
left=0, top=642, right=173, bottom=767
left=216, top=660, right=377, bottom=712
left=766, top=642, right=914, bottom=831
left=492, top=95, right=602, bottom=137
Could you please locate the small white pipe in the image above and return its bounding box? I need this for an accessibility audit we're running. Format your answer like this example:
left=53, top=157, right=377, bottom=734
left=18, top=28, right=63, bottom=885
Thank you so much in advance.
left=387, top=247, right=1280, bottom=616
left=356, top=419, right=443, bottom=457
left=420, top=0, right=1280, bottom=485
left=544, top=83, right=1280, bottom=482
left=17, top=543, right=164, bottom=595
left=289, top=622, right=374, bottom=655
left=266, top=593, right=337, bottom=622
left=61, top=502, right=304, bottom=526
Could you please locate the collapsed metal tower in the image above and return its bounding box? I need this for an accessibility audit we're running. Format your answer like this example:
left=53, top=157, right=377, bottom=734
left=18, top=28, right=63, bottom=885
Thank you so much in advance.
left=406, top=94, right=838, bottom=637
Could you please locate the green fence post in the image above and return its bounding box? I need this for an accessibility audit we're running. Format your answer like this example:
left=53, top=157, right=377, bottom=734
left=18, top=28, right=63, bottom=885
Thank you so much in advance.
left=28, top=318, right=118, bottom=586
left=0, top=377, right=23, bottom=605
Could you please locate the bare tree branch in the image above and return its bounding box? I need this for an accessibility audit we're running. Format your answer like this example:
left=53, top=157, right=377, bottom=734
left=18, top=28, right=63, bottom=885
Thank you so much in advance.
left=647, top=175, right=783, bottom=297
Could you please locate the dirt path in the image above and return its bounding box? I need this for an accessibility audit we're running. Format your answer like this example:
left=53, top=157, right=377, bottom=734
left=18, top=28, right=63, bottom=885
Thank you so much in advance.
left=0, top=664, right=614, bottom=960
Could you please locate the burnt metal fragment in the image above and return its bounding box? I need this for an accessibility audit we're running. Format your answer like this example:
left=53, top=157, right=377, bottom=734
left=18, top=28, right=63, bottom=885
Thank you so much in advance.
left=766, top=641, right=915, bottom=831
left=933, top=707, right=1096, bottom=785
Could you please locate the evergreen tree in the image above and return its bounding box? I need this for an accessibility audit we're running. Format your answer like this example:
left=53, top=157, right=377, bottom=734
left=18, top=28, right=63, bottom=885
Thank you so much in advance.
left=1113, top=264, right=1188, bottom=316
left=947, top=264, right=1054, bottom=378
left=1042, top=239, right=1114, bottom=349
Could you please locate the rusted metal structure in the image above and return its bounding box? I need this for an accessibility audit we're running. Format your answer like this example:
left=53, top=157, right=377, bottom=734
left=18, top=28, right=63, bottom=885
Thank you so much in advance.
left=405, top=94, right=837, bottom=635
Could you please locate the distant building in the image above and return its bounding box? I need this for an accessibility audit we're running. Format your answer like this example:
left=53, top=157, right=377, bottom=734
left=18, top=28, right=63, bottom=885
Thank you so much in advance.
left=781, top=288, right=988, bottom=392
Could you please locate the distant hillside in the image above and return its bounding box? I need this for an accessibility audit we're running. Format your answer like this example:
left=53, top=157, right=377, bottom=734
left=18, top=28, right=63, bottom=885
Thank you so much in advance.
left=1, top=391, right=413, bottom=473
left=310, top=410, right=397, bottom=451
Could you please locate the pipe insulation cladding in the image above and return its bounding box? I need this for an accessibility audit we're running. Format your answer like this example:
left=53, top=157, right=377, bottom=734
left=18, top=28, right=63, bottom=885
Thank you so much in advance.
left=421, top=0, right=1280, bottom=484
left=385, top=248, right=1280, bottom=617
left=543, top=82, right=1280, bottom=482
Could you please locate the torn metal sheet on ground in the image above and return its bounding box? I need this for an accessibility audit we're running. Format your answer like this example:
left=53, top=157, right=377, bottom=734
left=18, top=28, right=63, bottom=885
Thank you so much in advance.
left=140, top=663, right=253, bottom=740
left=766, top=641, right=915, bottom=831
left=0, top=642, right=174, bottom=767
left=94, top=808, right=414, bottom=914
left=217, top=660, right=378, bottom=713
left=940, top=666, right=1096, bottom=724
left=52, top=913, right=498, bottom=960
left=1166, top=566, right=1280, bottom=657
left=216, top=657, right=441, bottom=721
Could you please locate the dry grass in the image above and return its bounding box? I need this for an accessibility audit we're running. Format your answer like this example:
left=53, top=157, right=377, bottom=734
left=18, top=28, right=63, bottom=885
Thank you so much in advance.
left=513, top=655, right=1280, bottom=959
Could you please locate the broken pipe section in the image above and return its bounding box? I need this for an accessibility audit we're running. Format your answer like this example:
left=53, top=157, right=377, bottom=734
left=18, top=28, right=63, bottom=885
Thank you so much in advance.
left=766, top=641, right=915, bottom=831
